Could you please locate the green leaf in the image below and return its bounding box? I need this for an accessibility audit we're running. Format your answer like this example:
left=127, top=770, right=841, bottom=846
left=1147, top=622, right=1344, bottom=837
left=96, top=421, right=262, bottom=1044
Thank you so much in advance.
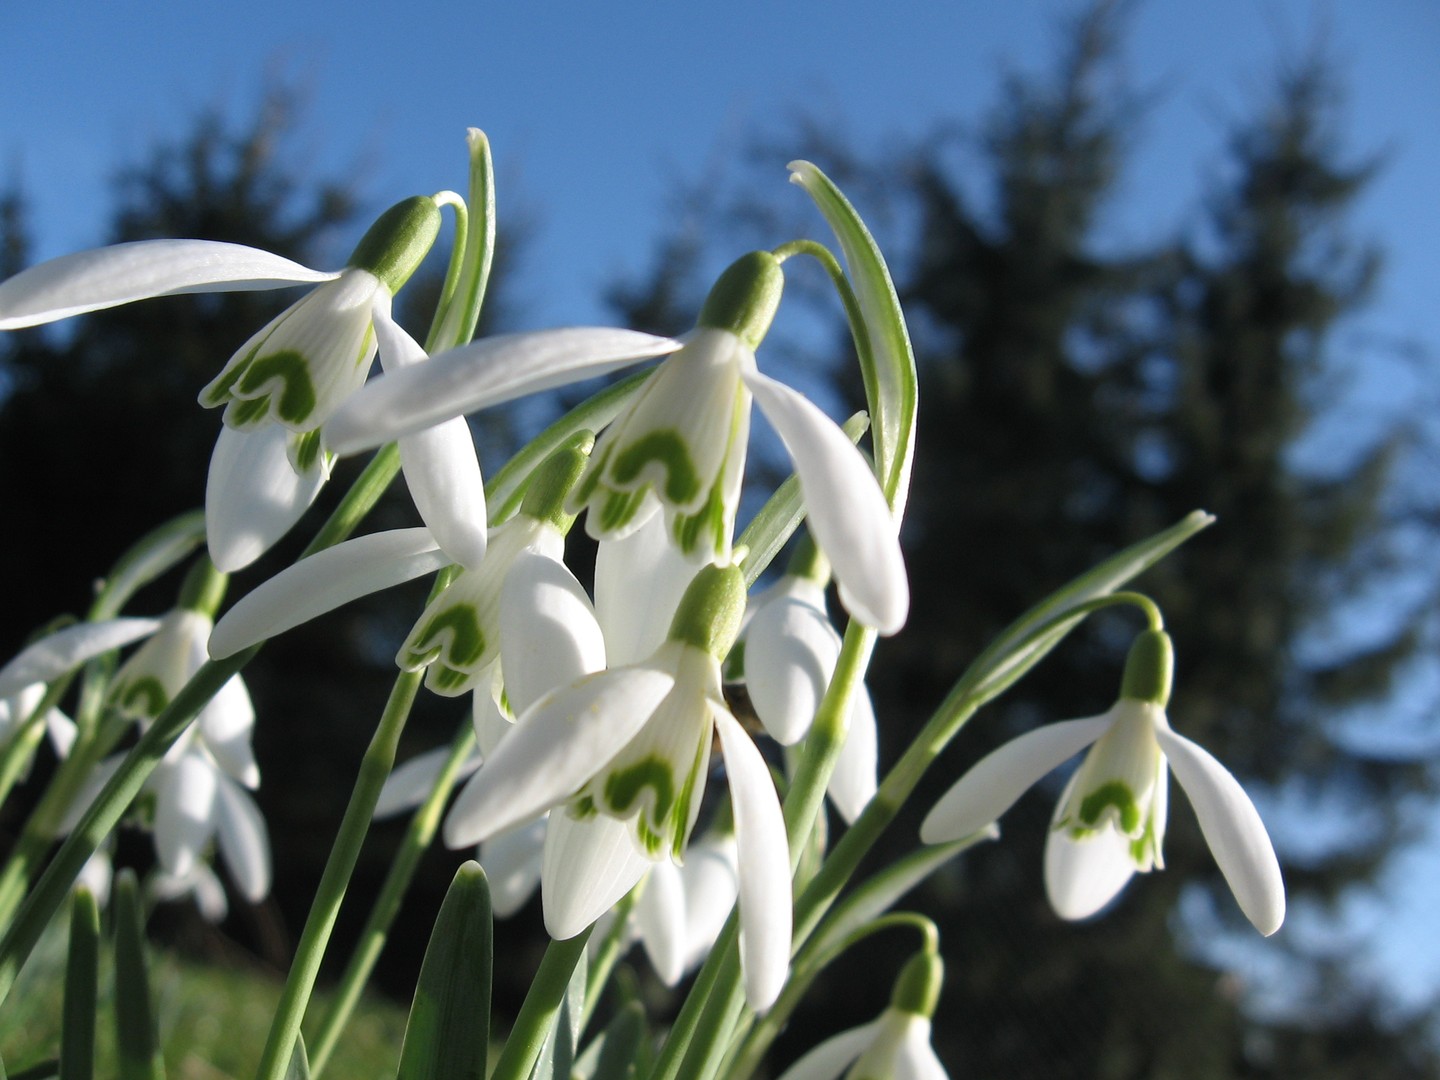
left=788, top=162, right=918, bottom=516
left=803, top=834, right=993, bottom=967
left=396, top=861, right=493, bottom=1080
left=90, top=511, right=207, bottom=622
left=530, top=949, right=586, bottom=1080
left=113, top=871, right=164, bottom=1080
left=575, top=1002, right=645, bottom=1080
left=956, top=511, right=1215, bottom=709
left=59, top=888, right=99, bottom=1080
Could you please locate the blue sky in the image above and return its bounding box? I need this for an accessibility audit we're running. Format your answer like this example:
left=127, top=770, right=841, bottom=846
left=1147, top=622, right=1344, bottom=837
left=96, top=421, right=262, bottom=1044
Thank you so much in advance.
left=5, top=0, right=1439, bottom=1016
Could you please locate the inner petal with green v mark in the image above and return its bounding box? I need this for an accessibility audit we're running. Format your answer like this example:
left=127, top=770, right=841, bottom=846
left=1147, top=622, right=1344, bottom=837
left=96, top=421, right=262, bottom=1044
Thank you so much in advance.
left=234, top=350, right=318, bottom=426
left=402, top=604, right=486, bottom=672
left=1078, top=780, right=1141, bottom=834
left=612, top=430, right=701, bottom=504
left=116, top=677, right=168, bottom=718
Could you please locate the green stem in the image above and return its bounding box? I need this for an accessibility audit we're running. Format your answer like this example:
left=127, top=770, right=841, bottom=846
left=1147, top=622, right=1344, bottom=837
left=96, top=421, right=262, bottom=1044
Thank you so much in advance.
left=644, top=919, right=739, bottom=1080
left=252, top=668, right=423, bottom=1080
left=581, top=887, right=638, bottom=1032
left=489, top=930, right=594, bottom=1080
left=308, top=720, right=477, bottom=1076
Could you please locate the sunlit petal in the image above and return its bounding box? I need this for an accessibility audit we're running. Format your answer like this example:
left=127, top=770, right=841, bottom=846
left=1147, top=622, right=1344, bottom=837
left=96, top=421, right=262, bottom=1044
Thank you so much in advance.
left=205, top=424, right=328, bottom=572
left=154, top=755, right=218, bottom=879
left=714, top=705, right=791, bottom=1011
left=0, top=239, right=337, bottom=330
left=325, top=327, right=683, bottom=455
left=1044, top=770, right=1137, bottom=919
left=919, top=716, right=1112, bottom=844
left=443, top=665, right=675, bottom=847
left=634, top=860, right=688, bottom=986
left=894, top=1018, right=948, bottom=1080
left=745, top=580, right=841, bottom=745
left=208, top=528, right=447, bottom=658
left=0, top=618, right=161, bottom=700
left=744, top=369, right=908, bottom=635
left=594, top=511, right=699, bottom=667
left=499, top=550, right=606, bottom=716
left=1155, top=726, right=1285, bottom=935
left=214, top=774, right=271, bottom=902
left=198, top=675, right=259, bottom=787
left=829, top=684, right=878, bottom=824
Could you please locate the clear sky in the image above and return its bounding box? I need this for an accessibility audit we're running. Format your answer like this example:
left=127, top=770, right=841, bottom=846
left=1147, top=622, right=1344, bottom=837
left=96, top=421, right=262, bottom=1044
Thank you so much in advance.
left=5, top=0, right=1439, bottom=1015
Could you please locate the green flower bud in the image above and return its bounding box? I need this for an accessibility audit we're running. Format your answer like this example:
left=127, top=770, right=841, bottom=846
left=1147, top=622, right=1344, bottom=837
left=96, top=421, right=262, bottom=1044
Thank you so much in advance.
left=668, top=562, right=747, bottom=659
left=697, top=251, right=784, bottom=351
left=346, top=196, right=443, bottom=294
left=1120, top=629, right=1173, bottom=706
left=889, top=951, right=943, bottom=1018
left=519, top=432, right=596, bottom=531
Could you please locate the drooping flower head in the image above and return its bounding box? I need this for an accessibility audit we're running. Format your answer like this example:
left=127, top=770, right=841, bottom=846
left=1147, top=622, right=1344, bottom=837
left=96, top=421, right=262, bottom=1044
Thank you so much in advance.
left=921, top=629, right=1285, bottom=935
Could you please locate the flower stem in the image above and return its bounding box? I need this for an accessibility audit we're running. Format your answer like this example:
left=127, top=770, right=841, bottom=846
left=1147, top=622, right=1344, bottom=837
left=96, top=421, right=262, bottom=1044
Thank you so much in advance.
left=308, top=720, right=477, bottom=1076
left=488, top=929, right=594, bottom=1080
left=581, top=887, right=638, bottom=1031
left=251, top=667, right=423, bottom=1080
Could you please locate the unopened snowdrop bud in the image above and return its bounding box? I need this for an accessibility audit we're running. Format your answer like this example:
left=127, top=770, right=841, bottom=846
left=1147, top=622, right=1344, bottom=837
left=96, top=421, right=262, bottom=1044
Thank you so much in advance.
left=889, top=950, right=943, bottom=1019
left=697, top=251, right=784, bottom=350
left=345, top=196, right=443, bottom=295
left=519, top=431, right=596, bottom=531
left=667, top=562, right=747, bottom=660
left=1119, top=628, right=1173, bottom=706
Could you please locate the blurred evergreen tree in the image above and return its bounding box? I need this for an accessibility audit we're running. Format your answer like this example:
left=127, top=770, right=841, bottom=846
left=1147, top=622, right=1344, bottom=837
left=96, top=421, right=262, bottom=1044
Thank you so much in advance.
left=613, top=4, right=1437, bottom=1076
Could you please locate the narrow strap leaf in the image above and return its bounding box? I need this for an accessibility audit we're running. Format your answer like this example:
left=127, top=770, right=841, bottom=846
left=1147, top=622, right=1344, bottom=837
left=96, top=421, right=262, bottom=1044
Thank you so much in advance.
left=113, top=871, right=165, bottom=1080
left=60, top=889, right=99, bottom=1080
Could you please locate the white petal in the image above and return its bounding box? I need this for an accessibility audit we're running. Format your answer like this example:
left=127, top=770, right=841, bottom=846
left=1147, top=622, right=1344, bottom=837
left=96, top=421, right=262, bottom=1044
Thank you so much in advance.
left=1155, top=727, right=1285, bottom=935
left=375, top=745, right=481, bottom=820
left=151, top=863, right=229, bottom=923
left=480, top=816, right=549, bottom=918
left=1043, top=769, right=1136, bottom=919
left=154, top=754, right=218, bottom=879
left=594, top=511, right=699, bottom=667
left=680, top=833, right=740, bottom=971
left=472, top=669, right=513, bottom=759
left=828, top=685, right=878, bottom=824
left=205, top=424, right=327, bottom=572
left=634, top=860, right=688, bottom=986
left=45, top=709, right=79, bottom=759
left=894, top=1018, right=948, bottom=1080
left=0, top=618, right=161, bottom=700
left=372, top=298, right=490, bottom=570
left=324, top=328, right=684, bottom=455
left=500, top=550, right=607, bottom=716
left=744, top=370, right=908, bottom=635
left=919, top=716, right=1112, bottom=843
left=774, top=1021, right=879, bottom=1080
left=208, top=528, right=447, bottom=658
left=714, top=705, right=791, bottom=1012
left=214, top=774, right=272, bottom=902
left=745, top=586, right=842, bottom=745
left=443, top=665, right=676, bottom=847
left=198, top=675, right=259, bottom=787
left=541, top=810, right=651, bottom=939
left=0, top=239, right=336, bottom=330
left=76, top=851, right=114, bottom=908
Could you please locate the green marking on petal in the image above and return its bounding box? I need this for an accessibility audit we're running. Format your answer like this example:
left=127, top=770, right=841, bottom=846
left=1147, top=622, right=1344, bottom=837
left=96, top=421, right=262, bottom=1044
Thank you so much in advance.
left=201, top=357, right=250, bottom=408
left=427, top=665, right=473, bottom=694
left=672, top=474, right=729, bottom=557
left=605, top=756, right=675, bottom=856
left=293, top=429, right=325, bottom=472
left=569, top=795, right=597, bottom=820
left=598, top=487, right=651, bottom=534
left=612, top=430, right=700, bottom=504
left=1079, top=781, right=1140, bottom=834
left=116, top=677, right=168, bottom=718
left=229, top=396, right=271, bottom=427
left=670, top=738, right=709, bottom=860
left=402, top=605, right=486, bottom=672
left=236, top=350, right=318, bottom=426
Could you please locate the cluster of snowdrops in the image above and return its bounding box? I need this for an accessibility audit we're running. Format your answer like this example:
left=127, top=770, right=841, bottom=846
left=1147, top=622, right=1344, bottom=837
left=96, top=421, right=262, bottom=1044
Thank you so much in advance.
left=0, top=130, right=1284, bottom=1080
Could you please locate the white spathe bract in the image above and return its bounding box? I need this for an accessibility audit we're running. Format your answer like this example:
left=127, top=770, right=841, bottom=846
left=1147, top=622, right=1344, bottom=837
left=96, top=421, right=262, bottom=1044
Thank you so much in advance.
left=920, top=699, right=1285, bottom=935
left=776, top=1009, right=946, bottom=1080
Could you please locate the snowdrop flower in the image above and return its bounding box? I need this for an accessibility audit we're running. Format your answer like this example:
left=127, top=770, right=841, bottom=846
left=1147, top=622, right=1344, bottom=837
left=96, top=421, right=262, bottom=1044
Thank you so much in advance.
left=0, top=682, right=77, bottom=761
left=324, top=251, right=908, bottom=635
left=921, top=630, right=1285, bottom=935
left=444, top=561, right=792, bottom=1011
left=778, top=952, right=947, bottom=1080
left=742, top=539, right=877, bottom=823
left=0, top=196, right=443, bottom=570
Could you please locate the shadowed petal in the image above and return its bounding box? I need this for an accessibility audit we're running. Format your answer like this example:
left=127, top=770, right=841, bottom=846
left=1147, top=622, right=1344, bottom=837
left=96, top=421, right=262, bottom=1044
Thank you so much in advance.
left=206, top=424, right=328, bottom=572
left=208, top=528, right=447, bottom=658
left=829, top=685, right=878, bottom=824
left=775, top=1021, right=880, bottom=1080
left=198, top=675, right=259, bottom=787
left=214, top=774, right=271, bottom=902
left=920, top=716, right=1112, bottom=844
left=375, top=745, right=482, bottom=820
left=594, top=511, right=699, bottom=667
left=1044, top=770, right=1137, bottom=919
left=481, top=816, right=549, bottom=918
left=895, top=1018, right=948, bottom=1080
left=634, top=859, right=688, bottom=986
left=745, top=583, right=841, bottom=745
left=541, top=810, right=651, bottom=939
left=715, top=705, right=791, bottom=1011
left=0, top=239, right=337, bottom=329
left=154, top=755, right=218, bottom=879
left=1155, top=726, right=1285, bottom=935
left=499, top=550, right=607, bottom=716
left=325, top=328, right=684, bottom=455
left=0, top=618, right=161, bottom=700
left=744, top=369, right=908, bottom=635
